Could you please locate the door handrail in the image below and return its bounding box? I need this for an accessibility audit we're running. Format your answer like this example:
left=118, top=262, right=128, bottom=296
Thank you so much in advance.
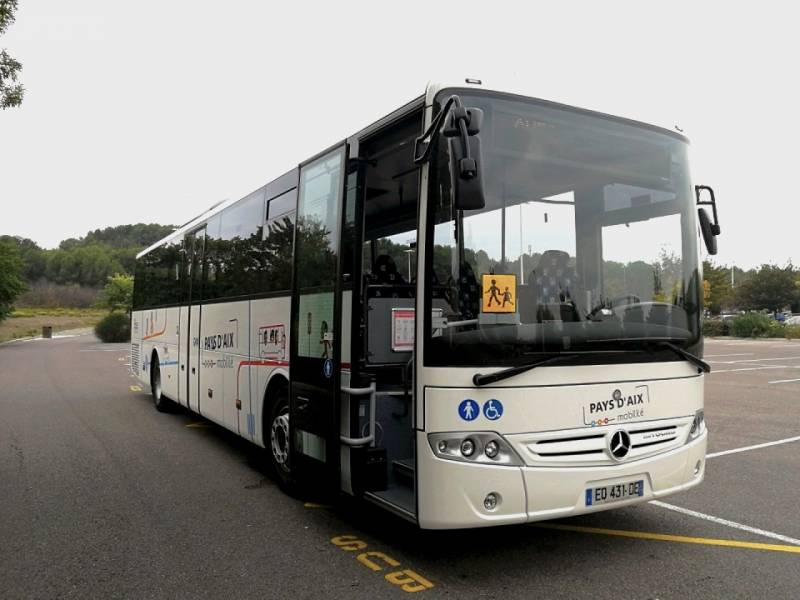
left=340, top=382, right=376, bottom=447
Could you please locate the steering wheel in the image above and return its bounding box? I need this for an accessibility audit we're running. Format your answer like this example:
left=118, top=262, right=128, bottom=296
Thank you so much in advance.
left=587, top=294, right=642, bottom=321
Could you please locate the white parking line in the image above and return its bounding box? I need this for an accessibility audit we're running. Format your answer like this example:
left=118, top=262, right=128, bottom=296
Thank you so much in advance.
left=706, top=435, right=800, bottom=459
left=769, top=378, right=800, bottom=385
left=709, top=356, right=800, bottom=364
left=79, top=348, right=129, bottom=352
left=650, top=500, right=800, bottom=546
left=704, top=353, right=753, bottom=358
left=710, top=365, right=793, bottom=373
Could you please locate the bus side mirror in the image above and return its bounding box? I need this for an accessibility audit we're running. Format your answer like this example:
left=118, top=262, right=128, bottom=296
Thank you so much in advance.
left=449, top=135, right=485, bottom=211
left=695, top=185, right=720, bottom=255
left=698, top=208, right=718, bottom=255
left=445, top=107, right=485, bottom=211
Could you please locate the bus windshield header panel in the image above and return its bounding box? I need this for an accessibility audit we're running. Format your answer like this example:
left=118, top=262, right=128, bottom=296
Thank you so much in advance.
left=424, top=91, right=701, bottom=367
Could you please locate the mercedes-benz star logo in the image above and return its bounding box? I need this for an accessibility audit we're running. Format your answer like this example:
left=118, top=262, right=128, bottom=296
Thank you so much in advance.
left=608, top=429, right=631, bottom=460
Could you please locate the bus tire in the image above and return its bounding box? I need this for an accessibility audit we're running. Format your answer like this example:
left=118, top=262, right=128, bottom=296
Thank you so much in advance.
left=151, top=353, right=171, bottom=413
left=267, top=384, right=293, bottom=488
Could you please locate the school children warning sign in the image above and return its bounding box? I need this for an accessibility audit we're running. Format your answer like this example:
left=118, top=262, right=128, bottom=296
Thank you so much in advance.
left=481, top=274, right=517, bottom=313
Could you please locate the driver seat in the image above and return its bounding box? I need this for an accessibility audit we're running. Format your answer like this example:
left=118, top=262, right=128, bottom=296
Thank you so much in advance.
left=530, top=250, right=581, bottom=321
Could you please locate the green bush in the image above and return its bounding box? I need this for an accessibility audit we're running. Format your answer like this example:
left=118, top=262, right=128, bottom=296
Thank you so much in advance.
left=785, top=325, right=800, bottom=340
left=702, top=319, right=730, bottom=337
left=94, top=311, right=131, bottom=343
left=730, top=313, right=782, bottom=338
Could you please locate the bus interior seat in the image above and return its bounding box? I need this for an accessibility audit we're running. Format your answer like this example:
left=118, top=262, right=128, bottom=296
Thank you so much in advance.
left=530, top=249, right=581, bottom=322
left=458, top=261, right=480, bottom=319
left=373, top=254, right=405, bottom=285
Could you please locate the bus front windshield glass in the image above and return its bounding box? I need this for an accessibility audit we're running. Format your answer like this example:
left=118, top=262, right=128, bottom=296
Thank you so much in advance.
left=425, top=91, right=702, bottom=367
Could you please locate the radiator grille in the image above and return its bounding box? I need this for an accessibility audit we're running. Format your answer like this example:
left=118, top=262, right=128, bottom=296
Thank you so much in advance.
left=507, top=418, right=691, bottom=467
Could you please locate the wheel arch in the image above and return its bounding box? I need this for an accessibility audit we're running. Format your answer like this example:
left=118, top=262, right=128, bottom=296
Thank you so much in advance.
left=260, top=369, right=289, bottom=447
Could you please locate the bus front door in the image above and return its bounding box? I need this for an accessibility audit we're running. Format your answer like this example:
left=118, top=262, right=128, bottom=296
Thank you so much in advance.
left=289, top=144, right=348, bottom=492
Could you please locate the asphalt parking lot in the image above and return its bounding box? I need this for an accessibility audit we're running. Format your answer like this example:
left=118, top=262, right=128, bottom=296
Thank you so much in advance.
left=1, top=333, right=799, bottom=599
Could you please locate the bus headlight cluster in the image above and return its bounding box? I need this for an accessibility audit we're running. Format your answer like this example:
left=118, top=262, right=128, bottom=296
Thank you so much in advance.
left=688, top=409, right=706, bottom=441
left=428, top=432, right=523, bottom=466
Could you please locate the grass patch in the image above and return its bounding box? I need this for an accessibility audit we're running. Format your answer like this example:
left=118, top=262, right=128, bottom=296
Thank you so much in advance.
left=10, top=307, right=106, bottom=318
left=0, top=309, right=105, bottom=343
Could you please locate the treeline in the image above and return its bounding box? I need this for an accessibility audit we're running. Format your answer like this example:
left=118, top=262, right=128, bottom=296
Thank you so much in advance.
left=1, top=224, right=176, bottom=288
left=704, top=261, right=800, bottom=314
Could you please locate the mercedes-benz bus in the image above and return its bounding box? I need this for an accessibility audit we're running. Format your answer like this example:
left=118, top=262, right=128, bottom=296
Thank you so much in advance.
left=131, top=79, right=721, bottom=529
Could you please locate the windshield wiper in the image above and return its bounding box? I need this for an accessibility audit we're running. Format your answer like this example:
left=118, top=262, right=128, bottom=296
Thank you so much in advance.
left=587, top=338, right=711, bottom=374
left=657, top=341, right=711, bottom=373
left=473, top=353, right=580, bottom=386
left=473, top=340, right=710, bottom=387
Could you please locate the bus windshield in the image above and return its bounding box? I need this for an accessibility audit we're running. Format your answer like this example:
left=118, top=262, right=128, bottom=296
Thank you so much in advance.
left=424, top=91, right=702, bottom=367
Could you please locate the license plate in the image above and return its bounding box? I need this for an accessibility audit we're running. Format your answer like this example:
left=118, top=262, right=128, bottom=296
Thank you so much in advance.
left=585, top=480, right=644, bottom=506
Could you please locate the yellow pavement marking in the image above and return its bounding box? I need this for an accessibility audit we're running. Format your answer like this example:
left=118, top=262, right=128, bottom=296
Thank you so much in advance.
left=331, top=535, right=435, bottom=592
left=304, top=502, right=331, bottom=509
left=129, top=385, right=142, bottom=392
left=185, top=421, right=213, bottom=428
left=534, top=523, right=800, bottom=555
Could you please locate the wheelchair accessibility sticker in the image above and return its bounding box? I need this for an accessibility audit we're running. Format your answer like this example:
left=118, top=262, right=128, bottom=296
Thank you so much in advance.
left=483, top=399, right=503, bottom=420
left=458, top=399, right=480, bottom=421
left=458, top=398, right=503, bottom=421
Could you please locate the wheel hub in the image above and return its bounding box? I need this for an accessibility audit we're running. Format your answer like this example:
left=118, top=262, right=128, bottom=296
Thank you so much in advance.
left=271, top=410, right=290, bottom=470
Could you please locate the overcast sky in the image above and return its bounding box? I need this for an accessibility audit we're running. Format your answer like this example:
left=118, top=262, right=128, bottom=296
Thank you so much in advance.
left=1, top=1, right=797, bottom=269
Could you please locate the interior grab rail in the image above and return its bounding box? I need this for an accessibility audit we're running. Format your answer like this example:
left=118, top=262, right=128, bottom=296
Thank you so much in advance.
left=340, top=382, right=376, bottom=447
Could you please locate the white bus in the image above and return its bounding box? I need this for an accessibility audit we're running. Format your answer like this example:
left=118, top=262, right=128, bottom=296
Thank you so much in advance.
left=131, top=80, right=721, bottom=529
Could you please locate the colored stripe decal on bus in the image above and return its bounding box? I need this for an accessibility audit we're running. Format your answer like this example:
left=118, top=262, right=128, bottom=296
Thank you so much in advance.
left=234, top=359, right=290, bottom=407
left=232, top=359, right=350, bottom=406
left=142, top=323, right=168, bottom=341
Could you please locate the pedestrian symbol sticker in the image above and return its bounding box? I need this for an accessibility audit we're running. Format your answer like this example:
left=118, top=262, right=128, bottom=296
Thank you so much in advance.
left=481, top=274, right=517, bottom=313
left=323, top=358, right=333, bottom=378
left=458, top=399, right=479, bottom=421
left=483, top=399, right=503, bottom=420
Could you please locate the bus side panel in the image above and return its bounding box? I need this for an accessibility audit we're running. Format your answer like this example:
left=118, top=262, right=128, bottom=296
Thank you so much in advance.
left=131, top=310, right=145, bottom=384
left=159, top=306, right=181, bottom=400
left=197, top=300, right=249, bottom=434
left=138, top=308, right=173, bottom=393
left=178, top=305, right=189, bottom=406
left=250, top=295, right=291, bottom=447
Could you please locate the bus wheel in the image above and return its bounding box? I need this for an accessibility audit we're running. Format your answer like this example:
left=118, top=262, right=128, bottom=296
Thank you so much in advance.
left=268, top=387, right=292, bottom=485
left=151, top=354, right=170, bottom=413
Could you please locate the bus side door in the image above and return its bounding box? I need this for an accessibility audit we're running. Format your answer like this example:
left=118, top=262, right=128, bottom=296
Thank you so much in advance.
left=289, top=144, right=348, bottom=491
left=186, top=227, right=205, bottom=413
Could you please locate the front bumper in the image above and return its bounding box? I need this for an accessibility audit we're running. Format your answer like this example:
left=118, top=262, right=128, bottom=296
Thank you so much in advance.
left=416, top=431, right=707, bottom=529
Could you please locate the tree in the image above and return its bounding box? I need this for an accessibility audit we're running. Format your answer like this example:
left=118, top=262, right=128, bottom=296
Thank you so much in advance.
left=0, top=238, right=27, bottom=320
left=735, top=264, right=799, bottom=313
left=703, top=260, right=733, bottom=314
left=96, top=274, right=134, bottom=314
left=0, top=0, right=23, bottom=110
left=702, top=279, right=711, bottom=307
left=0, top=235, right=46, bottom=281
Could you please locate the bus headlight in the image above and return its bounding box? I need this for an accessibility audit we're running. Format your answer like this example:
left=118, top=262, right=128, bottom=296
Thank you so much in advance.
left=485, top=440, right=499, bottom=459
left=688, top=409, right=706, bottom=441
left=428, top=432, right=523, bottom=466
left=460, top=438, right=476, bottom=457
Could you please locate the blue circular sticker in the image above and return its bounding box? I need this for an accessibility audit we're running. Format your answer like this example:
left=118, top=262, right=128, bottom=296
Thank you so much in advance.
left=483, top=399, right=503, bottom=421
left=458, top=399, right=479, bottom=421
left=323, top=358, right=333, bottom=378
